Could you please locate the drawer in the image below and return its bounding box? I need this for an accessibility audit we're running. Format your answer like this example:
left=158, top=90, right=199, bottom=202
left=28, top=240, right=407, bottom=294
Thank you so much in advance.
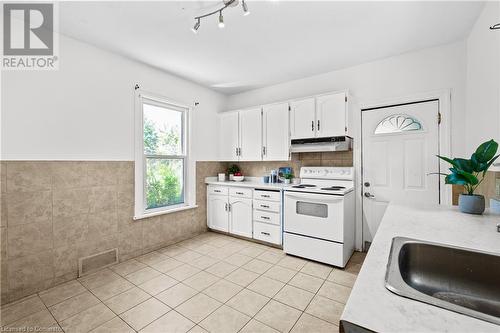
left=229, top=187, right=253, bottom=199
left=253, top=222, right=281, bottom=245
left=253, top=210, right=280, bottom=226
left=207, top=185, right=228, bottom=196
left=253, top=200, right=280, bottom=213
left=254, top=190, right=280, bottom=202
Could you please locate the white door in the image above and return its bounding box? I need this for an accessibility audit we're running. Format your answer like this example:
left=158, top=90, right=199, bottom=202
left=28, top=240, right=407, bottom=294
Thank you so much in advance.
left=290, top=98, right=315, bottom=139
left=219, top=112, right=239, bottom=161
left=207, top=195, right=229, bottom=232
left=263, top=103, right=290, bottom=161
left=239, top=108, right=262, bottom=161
left=316, top=92, right=346, bottom=138
left=362, top=100, right=440, bottom=244
left=229, top=197, right=253, bottom=238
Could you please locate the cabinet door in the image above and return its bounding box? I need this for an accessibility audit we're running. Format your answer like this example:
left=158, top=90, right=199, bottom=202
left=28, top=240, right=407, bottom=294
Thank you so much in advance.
left=218, top=112, right=239, bottom=161
left=207, top=195, right=229, bottom=232
left=229, top=197, right=253, bottom=238
left=263, top=103, right=290, bottom=161
left=239, top=108, right=262, bottom=161
left=316, top=92, right=346, bottom=138
left=290, top=98, right=316, bottom=139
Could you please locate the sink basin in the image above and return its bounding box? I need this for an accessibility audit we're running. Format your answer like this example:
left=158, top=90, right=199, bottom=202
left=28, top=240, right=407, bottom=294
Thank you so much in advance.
left=385, top=237, right=500, bottom=325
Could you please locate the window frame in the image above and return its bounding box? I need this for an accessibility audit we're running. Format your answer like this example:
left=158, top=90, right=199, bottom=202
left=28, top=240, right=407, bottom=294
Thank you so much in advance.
left=134, top=90, right=193, bottom=219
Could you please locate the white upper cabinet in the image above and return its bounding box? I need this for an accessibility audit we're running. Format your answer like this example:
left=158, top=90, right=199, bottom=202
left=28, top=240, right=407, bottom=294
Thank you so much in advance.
left=316, top=92, right=347, bottom=138
left=263, top=102, right=290, bottom=161
left=218, top=111, right=239, bottom=161
left=239, top=108, right=262, bottom=161
left=290, top=98, right=316, bottom=140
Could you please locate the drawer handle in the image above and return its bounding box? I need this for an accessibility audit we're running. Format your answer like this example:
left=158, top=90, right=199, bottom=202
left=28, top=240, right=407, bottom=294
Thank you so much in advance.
left=260, top=205, right=270, bottom=208
left=236, top=192, right=244, bottom=195
left=261, top=216, right=270, bottom=220
left=261, top=232, right=271, bottom=236
left=261, top=194, right=270, bottom=198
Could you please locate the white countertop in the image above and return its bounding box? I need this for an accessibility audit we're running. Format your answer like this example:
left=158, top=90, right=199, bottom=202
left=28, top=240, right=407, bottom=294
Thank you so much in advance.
left=341, top=204, right=500, bottom=332
left=205, top=177, right=292, bottom=190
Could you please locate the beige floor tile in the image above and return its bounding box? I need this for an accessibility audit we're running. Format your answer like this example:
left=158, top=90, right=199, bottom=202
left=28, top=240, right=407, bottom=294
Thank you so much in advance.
left=104, top=287, right=151, bottom=314
left=238, top=246, right=266, bottom=258
left=92, top=277, right=135, bottom=300
left=190, top=255, right=219, bottom=270
left=125, top=267, right=162, bottom=285
left=226, top=289, right=269, bottom=317
left=156, top=283, right=198, bottom=308
left=277, top=256, right=307, bottom=271
left=111, top=259, right=147, bottom=276
left=203, top=279, right=242, bottom=303
left=141, top=310, right=195, bottom=333
left=5, top=309, right=59, bottom=333
left=240, top=319, right=279, bottom=333
left=183, top=271, right=220, bottom=291
left=207, top=247, right=235, bottom=260
left=60, top=303, right=116, bottom=333
left=345, top=262, right=362, bottom=274
left=176, top=293, right=222, bottom=323
left=264, top=266, right=297, bottom=283
left=205, top=261, right=238, bottom=278
left=200, top=305, right=250, bottom=333
left=48, top=291, right=100, bottom=322
left=257, top=252, right=284, bottom=264
left=150, top=258, right=184, bottom=273
left=192, top=244, right=218, bottom=255
left=273, top=285, right=314, bottom=311
left=158, top=244, right=187, bottom=257
left=349, top=251, right=366, bottom=265
left=327, top=269, right=356, bottom=288
left=120, top=298, right=170, bottom=331
left=305, top=295, right=344, bottom=325
left=288, top=272, right=324, bottom=293
left=290, top=313, right=338, bottom=333
left=265, top=248, right=285, bottom=256
left=78, top=268, right=122, bottom=290
left=300, top=262, right=332, bottom=279
left=255, top=300, right=301, bottom=333
left=167, top=264, right=202, bottom=281
left=0, top=295, right=46, bottom=325
left=137, top=251, right=169, bottom=266
left=189, top=325, right=209, bottom=333
left=39, top=280, right=87, bottom=306
left=247, top=276, right=285, bottom=298
left=244, top=259, right=273, bottom=274
left=225, top=268, right=260, bottom=287
left=139, top=274, right=178, bottom=295
left=175, top=250, right=203, bottom=263
left=224, top=253, right=253, bottom=266
left=317, top=281, right=352, bottom=304
left=90, top=317, right=135, bottom=333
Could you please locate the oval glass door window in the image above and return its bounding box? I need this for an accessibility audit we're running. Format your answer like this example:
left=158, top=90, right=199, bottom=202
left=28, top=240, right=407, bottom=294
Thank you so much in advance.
left=374, top=114, right=422, bottom=134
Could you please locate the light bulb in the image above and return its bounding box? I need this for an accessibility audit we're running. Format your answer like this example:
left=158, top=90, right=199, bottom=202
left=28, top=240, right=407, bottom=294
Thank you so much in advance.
left=218, top=11, right=225, bottom=28
left=242, top=0, right=250, bottom=16
left=192, top=20, right=200, bottom=33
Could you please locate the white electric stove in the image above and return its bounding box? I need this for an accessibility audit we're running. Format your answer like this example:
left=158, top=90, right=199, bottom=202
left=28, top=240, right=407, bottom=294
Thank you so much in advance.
left=283, top=167, right=355, bottom=267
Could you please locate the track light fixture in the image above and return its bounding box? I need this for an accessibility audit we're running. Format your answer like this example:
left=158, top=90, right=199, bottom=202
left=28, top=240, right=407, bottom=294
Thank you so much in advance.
left=192, top=0, right=250, bottom=33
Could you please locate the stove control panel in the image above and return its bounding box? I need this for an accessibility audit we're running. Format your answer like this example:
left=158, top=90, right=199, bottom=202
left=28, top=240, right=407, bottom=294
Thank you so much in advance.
left=299, top=167, right=353, bottom=180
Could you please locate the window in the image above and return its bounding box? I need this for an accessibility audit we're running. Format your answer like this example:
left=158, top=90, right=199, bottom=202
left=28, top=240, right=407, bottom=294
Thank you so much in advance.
left=374, top=114, right=422, bottom=134
left=135, top=93, right=190, bottom=218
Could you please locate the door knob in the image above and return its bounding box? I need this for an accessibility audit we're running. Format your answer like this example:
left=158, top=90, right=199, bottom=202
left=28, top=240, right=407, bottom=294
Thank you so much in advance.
left=364, top=192, right=375, bottom=198
left=364, top=182, right=370, bottom=187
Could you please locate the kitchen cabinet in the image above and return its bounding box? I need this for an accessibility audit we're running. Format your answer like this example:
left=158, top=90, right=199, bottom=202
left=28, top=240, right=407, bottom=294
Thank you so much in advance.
left=252, top=189, right=281, bottom=245
left=290, top=98, right=315, bottom=140
left=207, top=193, right=229, bottom=232
left=229, top=197, right=253, bottom=238
left=218, top=111, right=239, bottom=161
left=263, top=102, right=290, bottom=161
left=239, top=108, right=262, bottom=161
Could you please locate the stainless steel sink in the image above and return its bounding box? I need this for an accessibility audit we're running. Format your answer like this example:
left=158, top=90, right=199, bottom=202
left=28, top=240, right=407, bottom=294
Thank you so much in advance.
left=385, top=237, right=500, bottom=325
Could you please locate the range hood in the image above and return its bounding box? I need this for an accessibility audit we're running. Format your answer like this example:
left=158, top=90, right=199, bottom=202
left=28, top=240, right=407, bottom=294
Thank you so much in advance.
left=290, top=136, right=352, bottom=153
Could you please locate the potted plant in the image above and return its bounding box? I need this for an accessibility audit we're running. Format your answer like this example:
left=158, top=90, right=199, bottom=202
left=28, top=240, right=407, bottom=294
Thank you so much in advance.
left=227, top=164, right=240, bottom=181
left=436, top=139, right=499, bottom=214
left=283, top=172, right=294, bottom=184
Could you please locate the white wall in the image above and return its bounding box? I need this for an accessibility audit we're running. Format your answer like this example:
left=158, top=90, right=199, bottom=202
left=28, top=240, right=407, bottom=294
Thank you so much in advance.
left=226, top=41, right=468, bottom=156
left=465, top=1, right=500, bottom=156
left=1, top=33, right=226, bottom=161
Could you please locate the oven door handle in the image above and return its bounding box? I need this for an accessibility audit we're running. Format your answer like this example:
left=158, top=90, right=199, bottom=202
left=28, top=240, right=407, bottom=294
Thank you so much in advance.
left=284, top=191, right=344, bottom=203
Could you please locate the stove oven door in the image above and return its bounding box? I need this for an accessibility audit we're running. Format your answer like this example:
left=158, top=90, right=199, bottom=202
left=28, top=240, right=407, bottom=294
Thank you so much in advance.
left=284, top=191, right=344, bottom=243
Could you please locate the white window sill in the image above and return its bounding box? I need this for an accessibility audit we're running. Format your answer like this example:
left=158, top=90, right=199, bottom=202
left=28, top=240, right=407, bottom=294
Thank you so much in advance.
left=133, top=204, right=198, bottom=221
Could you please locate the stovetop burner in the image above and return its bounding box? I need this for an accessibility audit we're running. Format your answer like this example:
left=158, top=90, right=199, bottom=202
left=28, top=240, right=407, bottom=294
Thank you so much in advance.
left=292, top=184, right=317, bottom=189
left=320, top=186, right=346, bottom=191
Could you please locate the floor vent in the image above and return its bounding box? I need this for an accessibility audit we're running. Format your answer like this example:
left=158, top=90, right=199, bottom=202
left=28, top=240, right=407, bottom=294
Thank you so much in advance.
left=78, top=248, right=119, bottom=277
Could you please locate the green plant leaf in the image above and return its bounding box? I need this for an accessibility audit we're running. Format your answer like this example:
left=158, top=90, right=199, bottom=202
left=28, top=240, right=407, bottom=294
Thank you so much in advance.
left=437, top=155, right=459, bottom=168
left=453, top=158, right=473, bottom=173
left=475, top=139, right=499, bottom=163
left=455, top=169, right=479, bottom=185
left=445, top=173, right=468, bottom=185
left=470, top=153, right=488, bottom=172
left=482, top=154, right=500, bottom=174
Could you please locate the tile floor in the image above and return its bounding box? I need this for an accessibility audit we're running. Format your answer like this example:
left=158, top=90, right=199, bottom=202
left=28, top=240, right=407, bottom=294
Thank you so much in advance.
left=0, top=232, right=365, bottom=333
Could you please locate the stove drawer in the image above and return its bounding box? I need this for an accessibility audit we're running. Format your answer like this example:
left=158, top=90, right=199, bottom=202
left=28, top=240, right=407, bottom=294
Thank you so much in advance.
left=253, top=222, right=281, bottom=245
left=254, top=190, right=280, bottom=202
left=253, top=200, right=280, bottom=213
left=254, top=211, right=280, bottom=226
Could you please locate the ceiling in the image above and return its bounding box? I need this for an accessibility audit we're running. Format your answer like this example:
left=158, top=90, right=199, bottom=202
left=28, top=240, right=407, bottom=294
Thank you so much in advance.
left=59, top=1, right=484, bottom=95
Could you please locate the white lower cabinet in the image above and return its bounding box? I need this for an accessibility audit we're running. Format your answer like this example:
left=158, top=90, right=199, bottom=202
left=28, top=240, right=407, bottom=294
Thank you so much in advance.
left=252, top=189, right=282, bottom=245
left=253, top=222, right=281, bottom=244
left=229, top=197, right=253, bottom=238
left=207, top=194, right=229, bottom=232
